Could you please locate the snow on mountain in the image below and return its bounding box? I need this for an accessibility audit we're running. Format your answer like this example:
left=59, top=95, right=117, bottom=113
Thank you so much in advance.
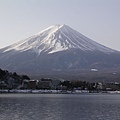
left=0, top=24, right=120, bottom=76
left=2, top=24, right=118, bottom=55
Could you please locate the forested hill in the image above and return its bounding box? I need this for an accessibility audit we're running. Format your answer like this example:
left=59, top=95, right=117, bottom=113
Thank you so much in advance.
left=0, top=68, right=30, bottom=89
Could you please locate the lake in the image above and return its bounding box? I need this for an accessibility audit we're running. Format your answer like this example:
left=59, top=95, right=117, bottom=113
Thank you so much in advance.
left=0, top=93, right=120, bottom=120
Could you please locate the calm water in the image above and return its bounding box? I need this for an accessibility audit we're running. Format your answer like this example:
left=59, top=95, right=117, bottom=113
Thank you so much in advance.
left=0, top=93, right=120, bottom=120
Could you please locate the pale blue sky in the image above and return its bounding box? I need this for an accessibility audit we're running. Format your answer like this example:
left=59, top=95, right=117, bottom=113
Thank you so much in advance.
left=0, top=0, right=120, bottom=51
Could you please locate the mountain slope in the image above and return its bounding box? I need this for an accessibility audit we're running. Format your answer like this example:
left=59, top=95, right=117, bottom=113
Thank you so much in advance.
left=1, top=24, right=118, bottom=54
left=0, top=24, right=120, bottom=75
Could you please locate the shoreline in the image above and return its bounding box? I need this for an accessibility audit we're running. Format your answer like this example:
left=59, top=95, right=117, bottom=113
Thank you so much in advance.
left=0, top=89, right=120, bottom=94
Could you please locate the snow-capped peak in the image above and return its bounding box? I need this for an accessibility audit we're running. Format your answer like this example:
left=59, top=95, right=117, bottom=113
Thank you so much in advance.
left=36, top=24, right=64, bottom=35
left=2, top=24, right=118, bottom=54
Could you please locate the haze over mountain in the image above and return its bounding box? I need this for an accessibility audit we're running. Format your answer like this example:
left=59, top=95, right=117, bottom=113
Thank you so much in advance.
left=0, top=24, right=120, bottom=78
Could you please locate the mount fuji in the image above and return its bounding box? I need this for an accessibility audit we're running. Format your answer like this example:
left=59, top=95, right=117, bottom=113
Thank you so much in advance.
left=0, top=24, right=120, bottom=77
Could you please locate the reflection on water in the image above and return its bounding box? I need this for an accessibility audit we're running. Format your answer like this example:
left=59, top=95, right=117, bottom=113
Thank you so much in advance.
left=0, top=94, right=120, bottom=120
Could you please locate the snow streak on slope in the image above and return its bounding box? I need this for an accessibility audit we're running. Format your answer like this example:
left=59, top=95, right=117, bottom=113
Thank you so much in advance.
left=2, top=24, right=118, bottom=55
